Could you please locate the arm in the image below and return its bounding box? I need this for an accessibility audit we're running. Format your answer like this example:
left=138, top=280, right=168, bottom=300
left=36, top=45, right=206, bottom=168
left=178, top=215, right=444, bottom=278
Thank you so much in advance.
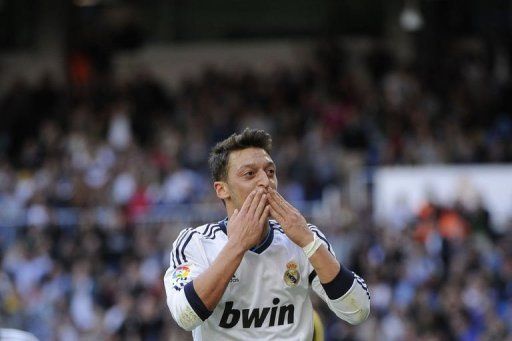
left=267, top=189, right=370, bottom=324
left=164, top=228, right=209, bottom=331
left=311, top=269, right=370, bottom=325
left=195, top=188, right=270, bottom=309
left=164, top=188, right=270, bottom=331
left=165, top=238, right=246, bottom=331
left=307, top=225, right=370, bottom=325
left=190, top=240, right=245, bottom=311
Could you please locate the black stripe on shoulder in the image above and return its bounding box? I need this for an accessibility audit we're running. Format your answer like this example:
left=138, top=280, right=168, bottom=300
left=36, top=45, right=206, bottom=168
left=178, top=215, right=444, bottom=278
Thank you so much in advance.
left=354, top=273, right=371, bottom=300
left=202, top=224, right=213, bottom=238
left=309, top=270, right=317, bottom=285
left=173, top=228, right=192, bottom=268
left=269, top=220, right=281, bottom=228
left=269, top=220, right=284, bottom=232
left=171, top=230, right=188, bottom=267
left=208, top=227, right=223, bottom=240
left=271, top=226, right=285, bottom=234
left=203, top=224, right=218, bottom=239
left=204, top=226, right=222, bottom=239
left=308, top=224, right=333, bottom=254
left=175, top=229, right=199, bottom=266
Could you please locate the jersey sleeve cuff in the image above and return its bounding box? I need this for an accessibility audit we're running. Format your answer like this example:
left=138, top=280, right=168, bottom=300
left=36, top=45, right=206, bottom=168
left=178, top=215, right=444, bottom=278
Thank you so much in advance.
left=184, top=281, right=213, bottom=321
left=321, top=265, right=355, bottom=300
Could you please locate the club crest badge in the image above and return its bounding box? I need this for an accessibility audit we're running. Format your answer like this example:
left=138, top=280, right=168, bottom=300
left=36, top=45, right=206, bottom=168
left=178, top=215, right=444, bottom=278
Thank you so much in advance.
left=283, top=261, right=300, bottom=287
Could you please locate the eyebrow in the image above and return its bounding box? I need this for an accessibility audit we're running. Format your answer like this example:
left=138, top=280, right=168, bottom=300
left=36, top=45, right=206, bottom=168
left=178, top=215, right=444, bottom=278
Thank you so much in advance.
left=236, top=160, right=275, bottom=172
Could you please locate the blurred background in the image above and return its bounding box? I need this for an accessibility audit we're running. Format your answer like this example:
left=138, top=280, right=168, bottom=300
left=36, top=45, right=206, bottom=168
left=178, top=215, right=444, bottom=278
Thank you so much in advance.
left=1, top=0, right=512, bottom=340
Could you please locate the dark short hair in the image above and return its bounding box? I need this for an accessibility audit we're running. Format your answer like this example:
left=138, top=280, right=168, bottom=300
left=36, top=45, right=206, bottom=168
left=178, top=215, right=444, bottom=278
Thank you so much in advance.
left=209, top=128, right=272, bottom=181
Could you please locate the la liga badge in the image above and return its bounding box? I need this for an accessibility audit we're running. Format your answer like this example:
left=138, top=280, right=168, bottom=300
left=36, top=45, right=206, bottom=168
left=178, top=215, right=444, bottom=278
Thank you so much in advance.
left=171, top=265, right=191, bottom=290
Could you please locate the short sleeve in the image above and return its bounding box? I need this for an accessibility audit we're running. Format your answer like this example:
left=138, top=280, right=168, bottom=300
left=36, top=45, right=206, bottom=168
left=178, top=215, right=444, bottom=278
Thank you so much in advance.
left=306, top=223, right=336, bottom=281
left=166, top=228, right=208, bottom=292
left=164, top=228, right=211, bottom=331
left=304, top=224, right=370, bottom=325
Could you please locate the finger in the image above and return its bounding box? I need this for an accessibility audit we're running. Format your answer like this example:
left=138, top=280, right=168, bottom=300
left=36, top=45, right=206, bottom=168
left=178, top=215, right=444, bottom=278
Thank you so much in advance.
left=254, top=193, right=267, bottom=218
left=268, top=190, right=288, bottom=216
left=248, top=188, right=265, bottom=214
left=231, top=208, right=239, bottom=218
left=259, top=205, right=271, bottom=225
left=268, top=188, right=286, bottom=206
left=270, top=189, right=297, bottom=213
left=269, top=205, right=284, bottom=223
left=240, top=189, right=258, bottom=213
left=270, top=188, right=291, bottom=208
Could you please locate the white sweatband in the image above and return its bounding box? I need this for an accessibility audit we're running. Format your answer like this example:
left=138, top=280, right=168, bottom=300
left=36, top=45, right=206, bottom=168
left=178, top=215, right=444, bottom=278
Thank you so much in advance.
left=302, top=233, right=323, bottom=258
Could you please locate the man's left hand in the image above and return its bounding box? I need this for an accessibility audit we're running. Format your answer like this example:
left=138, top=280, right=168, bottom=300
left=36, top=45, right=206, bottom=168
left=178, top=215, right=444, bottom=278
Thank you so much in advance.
left=267, top=188, right=314, bottom=247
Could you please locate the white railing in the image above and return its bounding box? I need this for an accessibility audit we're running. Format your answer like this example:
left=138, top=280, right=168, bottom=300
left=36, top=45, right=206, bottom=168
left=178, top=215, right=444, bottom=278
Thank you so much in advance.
left=0, top=200, right=324, bottom=230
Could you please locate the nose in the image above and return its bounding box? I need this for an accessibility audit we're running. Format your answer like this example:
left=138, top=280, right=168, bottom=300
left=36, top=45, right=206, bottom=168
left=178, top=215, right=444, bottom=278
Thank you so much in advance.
left=256, top=169, right=270, bottom=188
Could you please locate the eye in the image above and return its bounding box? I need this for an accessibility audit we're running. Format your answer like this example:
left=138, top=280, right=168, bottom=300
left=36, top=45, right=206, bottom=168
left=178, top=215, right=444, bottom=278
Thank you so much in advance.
left=244, top=171, right=254, bottom=177
left=267, top=168, right=275, bottom=176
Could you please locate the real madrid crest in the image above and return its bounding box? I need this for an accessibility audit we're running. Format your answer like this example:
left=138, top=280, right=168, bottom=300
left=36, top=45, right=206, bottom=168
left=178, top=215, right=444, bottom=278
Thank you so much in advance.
left=283, top=261, right=300, bottom=287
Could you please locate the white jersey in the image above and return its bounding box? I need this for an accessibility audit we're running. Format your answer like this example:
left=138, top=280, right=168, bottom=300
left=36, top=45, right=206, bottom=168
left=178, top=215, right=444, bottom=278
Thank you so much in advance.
left=164, top=219, right=370, bottom=341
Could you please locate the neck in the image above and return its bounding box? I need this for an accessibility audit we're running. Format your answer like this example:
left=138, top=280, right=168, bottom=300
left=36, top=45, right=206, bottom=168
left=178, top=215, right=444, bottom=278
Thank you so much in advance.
left=258, top=221, right=270, bottom=245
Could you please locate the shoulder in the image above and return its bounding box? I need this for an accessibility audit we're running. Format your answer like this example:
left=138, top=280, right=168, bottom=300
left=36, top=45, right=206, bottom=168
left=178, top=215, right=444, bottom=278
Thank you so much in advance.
left=270, top=220, right=334, bottom=255
left=269, top=219, right=327, bottom=238
left=269, top=220, right=334, bottom=255
left=170, top=222, right=224, bottom=268
left=306, top=223, right=334, bottom=254
left=269, top=219, right=326, bottom=236
left=172, top=222, right=224, bottom=248
left=306, top=223, right=324, bottom=234
left=269, top=219, right=285, bottom=234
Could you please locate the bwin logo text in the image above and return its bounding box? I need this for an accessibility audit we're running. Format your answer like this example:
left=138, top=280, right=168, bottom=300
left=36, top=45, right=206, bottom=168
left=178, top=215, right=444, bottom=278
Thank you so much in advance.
left=219, top=298, right=294, bottom=328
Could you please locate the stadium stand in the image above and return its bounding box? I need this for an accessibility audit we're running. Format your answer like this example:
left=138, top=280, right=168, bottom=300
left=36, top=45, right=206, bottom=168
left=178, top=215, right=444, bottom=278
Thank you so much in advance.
left=1, top=40, right=511, bottom=340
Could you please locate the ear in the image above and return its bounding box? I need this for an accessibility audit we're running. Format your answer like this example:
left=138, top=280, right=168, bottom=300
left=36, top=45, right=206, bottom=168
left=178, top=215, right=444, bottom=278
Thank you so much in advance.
left=214, top=181, right=230, bottom=200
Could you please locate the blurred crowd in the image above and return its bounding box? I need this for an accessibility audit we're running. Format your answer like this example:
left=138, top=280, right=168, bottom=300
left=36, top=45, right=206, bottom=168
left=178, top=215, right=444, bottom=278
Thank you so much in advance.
left=317, top=198, right=512, bottom=340
left=1, top=41, right=511, bottom=340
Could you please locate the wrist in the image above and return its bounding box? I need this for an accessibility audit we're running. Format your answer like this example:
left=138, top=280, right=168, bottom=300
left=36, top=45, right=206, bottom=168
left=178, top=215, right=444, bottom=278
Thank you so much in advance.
left=302, top=233, right=323, bottom=258
left=297, top=231, right=314, bottom=248
left=225, top=240, right=248, bottom=256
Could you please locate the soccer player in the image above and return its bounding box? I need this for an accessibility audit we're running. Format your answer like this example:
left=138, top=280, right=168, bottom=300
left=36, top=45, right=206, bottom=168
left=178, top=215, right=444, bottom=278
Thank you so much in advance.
left=164, top=128, right=370, bottom=340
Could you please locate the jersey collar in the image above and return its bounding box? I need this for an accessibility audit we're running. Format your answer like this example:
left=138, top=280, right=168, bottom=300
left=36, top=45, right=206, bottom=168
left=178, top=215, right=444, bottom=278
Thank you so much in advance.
left=218, top=217, right=274, bottom=254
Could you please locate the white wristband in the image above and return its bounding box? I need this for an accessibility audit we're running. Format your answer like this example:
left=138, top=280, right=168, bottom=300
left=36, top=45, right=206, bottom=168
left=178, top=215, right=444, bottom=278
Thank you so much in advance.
left=302, top=233, right=322, bottom=258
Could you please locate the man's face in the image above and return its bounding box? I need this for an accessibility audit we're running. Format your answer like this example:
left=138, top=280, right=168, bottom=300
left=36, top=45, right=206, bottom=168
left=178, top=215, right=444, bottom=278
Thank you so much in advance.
left=221, top=147, right=277, bottom=210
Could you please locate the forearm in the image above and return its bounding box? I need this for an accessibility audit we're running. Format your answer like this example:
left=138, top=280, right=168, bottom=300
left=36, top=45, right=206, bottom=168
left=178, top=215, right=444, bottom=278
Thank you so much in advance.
left=308, top=244, right=340, bottom=283
left=309, top=246, right=370, bottom=325
left=193, top=241, right=245, bottom=310
left=308, top=242, right=356, bottom=298
left=311, top=272, right=371, bottom=325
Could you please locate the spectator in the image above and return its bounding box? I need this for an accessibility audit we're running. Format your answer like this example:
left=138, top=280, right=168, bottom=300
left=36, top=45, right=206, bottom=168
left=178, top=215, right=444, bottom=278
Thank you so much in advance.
left=1, top=41, right=511, bottom=339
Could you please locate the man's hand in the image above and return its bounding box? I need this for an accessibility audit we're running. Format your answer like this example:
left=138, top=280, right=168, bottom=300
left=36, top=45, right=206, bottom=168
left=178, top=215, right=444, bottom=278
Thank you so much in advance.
left=227, top=187, right=270, bottom=251
left=267, top=188, right=314, bottom=247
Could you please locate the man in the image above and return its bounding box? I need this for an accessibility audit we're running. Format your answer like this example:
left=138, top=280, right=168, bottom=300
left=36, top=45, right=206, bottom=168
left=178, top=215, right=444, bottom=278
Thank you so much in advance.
left=164, top=128, right=370, bottom=340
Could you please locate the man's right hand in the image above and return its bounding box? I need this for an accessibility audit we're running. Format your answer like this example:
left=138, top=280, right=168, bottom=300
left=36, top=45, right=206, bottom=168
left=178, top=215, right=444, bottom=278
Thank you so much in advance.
left=227, top=187, right=270, bottom=251
left=189, top=187, right=270, bottom=312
